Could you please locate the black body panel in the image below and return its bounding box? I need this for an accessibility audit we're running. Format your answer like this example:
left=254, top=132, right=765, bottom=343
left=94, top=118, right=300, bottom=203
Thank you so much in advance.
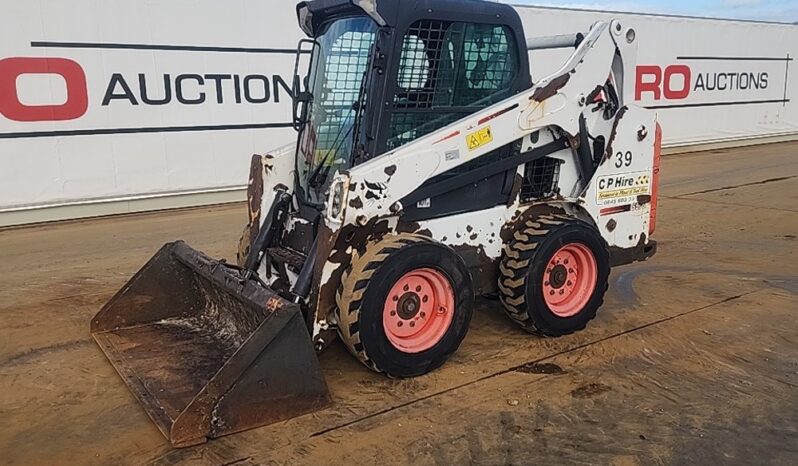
left=401, top=139, right=569, bottom=221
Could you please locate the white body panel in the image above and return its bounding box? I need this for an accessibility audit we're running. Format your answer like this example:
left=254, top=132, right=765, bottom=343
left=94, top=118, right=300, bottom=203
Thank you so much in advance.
left=333, top=21, right=655, bottom=251
left=582, top=106, right=658, bottom=248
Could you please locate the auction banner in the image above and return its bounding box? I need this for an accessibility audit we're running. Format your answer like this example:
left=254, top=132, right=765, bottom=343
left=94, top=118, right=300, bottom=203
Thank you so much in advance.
left=517, top=6, right=797, bottom=148
left=0, top=1, right=796, bottom=223
left=0, top=0, right=301, bottom=218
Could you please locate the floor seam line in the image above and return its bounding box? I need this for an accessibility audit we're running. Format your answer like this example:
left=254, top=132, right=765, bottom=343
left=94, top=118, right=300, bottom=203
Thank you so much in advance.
left=675, top=175, right=797, bottom=196
left=309, top=289, right=761, bottom=438
left=661, top=196, right=798, bottom=213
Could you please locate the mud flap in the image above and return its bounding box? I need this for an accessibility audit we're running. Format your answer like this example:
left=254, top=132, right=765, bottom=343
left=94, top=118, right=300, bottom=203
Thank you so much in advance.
left=91, top=241, right=330, bottom=447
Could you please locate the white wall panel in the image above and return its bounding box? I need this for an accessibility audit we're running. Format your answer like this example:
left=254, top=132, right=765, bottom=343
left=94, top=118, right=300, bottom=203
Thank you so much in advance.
left=0, top=1, right=795, bottom=225
left=514, top=6, right=797, bottom=147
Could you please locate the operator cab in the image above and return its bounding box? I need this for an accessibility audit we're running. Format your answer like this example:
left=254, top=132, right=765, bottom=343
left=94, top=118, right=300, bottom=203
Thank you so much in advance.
left=293, top=0, right=532, bottom=212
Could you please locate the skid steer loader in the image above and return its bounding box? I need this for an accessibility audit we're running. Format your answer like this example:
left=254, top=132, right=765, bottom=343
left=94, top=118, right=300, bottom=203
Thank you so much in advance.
left=92, top=0, right=661, bottom=447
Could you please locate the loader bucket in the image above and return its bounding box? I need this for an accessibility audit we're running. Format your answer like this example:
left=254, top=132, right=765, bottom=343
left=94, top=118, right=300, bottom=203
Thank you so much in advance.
left=91, top=241, right=330, bottom=447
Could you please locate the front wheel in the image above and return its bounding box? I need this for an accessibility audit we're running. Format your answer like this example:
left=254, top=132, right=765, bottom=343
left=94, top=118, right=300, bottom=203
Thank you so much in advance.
left=498, top=214, right=610, bottom=336
left=336, top=234, right=474, bottom=377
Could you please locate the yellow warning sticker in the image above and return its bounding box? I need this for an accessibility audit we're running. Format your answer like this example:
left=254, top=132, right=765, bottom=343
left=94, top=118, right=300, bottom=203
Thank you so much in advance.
left=466, top=126, right=493, bottom=151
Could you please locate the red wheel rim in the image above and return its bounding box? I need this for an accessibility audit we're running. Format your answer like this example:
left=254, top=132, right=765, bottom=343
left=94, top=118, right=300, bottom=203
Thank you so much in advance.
left=542, top=243, right=597, bottom=318
left=383, top=268, right=455, bottom=353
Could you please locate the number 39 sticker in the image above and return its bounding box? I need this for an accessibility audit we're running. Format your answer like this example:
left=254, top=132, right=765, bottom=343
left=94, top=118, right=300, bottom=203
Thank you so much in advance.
left=614, top=150, right=633, bottom=168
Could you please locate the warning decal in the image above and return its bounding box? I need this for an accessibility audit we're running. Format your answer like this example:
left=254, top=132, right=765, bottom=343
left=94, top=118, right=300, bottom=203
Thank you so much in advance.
left=466, top=126, right=493, bottom=151
left=596, top=170, right=651, bottom=206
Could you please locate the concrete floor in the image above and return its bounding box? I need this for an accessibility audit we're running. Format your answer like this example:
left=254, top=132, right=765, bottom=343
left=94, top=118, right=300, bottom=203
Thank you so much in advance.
left=1, top=142, right=797, bottom=465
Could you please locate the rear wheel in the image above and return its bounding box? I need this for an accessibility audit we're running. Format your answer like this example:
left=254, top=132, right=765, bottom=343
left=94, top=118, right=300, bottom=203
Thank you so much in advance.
left=498, top=214, right=610, bottom=336
left=336, top=234, right=473, bottom=377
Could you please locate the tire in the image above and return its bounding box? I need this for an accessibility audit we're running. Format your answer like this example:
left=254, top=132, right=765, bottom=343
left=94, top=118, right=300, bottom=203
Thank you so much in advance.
left=335, top=234, right=474, bottom=377
left=498, top=213, right=610, bottom=336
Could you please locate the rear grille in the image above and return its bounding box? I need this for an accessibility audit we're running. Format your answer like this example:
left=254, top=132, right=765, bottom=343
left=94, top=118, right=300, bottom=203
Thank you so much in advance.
left=521, top=157, right=562, bottom=201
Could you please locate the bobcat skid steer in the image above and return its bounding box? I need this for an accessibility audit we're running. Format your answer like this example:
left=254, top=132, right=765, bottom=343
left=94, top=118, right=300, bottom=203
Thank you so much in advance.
left=92, top=0, right=661, bottom=447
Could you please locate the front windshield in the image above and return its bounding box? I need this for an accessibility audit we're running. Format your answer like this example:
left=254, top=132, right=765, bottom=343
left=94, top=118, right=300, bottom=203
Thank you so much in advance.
left=296, top=17, right=377, bottom=205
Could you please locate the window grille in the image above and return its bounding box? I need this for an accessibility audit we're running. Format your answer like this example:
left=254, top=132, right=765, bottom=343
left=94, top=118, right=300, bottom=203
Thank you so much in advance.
left=521, top=157, right=562, bottom=200
left=387, top=20, right=519, bottom=150
left=311, top=29, right=375, bottom=165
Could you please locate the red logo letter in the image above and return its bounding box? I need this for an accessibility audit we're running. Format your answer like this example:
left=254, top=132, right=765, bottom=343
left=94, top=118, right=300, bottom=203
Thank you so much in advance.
left=635, top=65, right=662, bottom=101
left=0, top=57, right=88, bottom=122
left=663, top=64, right=691, bottom=100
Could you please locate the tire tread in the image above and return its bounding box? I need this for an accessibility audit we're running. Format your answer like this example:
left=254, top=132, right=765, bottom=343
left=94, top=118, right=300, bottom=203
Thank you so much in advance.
left=498, top=214, right=607, bottom=336
left=335, top=234, right=437, bottom=373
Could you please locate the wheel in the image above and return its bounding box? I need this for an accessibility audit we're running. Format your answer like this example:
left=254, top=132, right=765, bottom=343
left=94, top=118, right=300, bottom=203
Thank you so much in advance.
left=336, top=234, right=474, bottom=377
left=498, top=213, right=610, bottom=336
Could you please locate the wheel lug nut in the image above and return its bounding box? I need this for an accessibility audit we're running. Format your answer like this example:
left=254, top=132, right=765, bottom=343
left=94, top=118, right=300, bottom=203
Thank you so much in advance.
left=403, top=284, right=409, bottom=291
left=569, top=268, right=574, bottom=273
left=550, top=290, right=555, bottom=295
left=422, top=295, right=428, bottom=303
left=544, top=281, right=549, bottom=286
left=390, top=311, right=396, bottom=316
left=559, top=290, right=564, bottom=294
left=564, top=259, right=569, bottom=265
left=420, top=312, right=426, bottom=318
left=567, top=280, right=572, bottom=286
left=415, top=286, right=422, bottom=292
left=409, top=321, right=415, bottom=327
left=397, top=321, right=403, bottom=327
left=392, top=295, right=399, bottom=302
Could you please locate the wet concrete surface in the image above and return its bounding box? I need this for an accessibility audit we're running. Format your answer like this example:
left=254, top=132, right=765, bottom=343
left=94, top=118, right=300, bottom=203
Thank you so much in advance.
left=0, top=142, right=797, bottom=465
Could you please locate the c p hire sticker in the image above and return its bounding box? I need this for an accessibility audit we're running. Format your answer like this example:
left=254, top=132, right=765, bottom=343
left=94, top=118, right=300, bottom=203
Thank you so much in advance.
left=466, top=126, right=493, bottom=151
left=596, top=171, right=651, bottom=206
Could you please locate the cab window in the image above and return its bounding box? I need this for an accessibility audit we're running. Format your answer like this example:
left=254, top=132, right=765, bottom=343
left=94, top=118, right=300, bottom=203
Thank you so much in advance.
left=387, top=20, right=519, bottom=150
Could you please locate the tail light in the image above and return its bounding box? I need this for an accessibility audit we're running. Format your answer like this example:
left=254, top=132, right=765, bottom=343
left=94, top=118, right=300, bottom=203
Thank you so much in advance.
left=649, top=122, right=662, bottom=235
